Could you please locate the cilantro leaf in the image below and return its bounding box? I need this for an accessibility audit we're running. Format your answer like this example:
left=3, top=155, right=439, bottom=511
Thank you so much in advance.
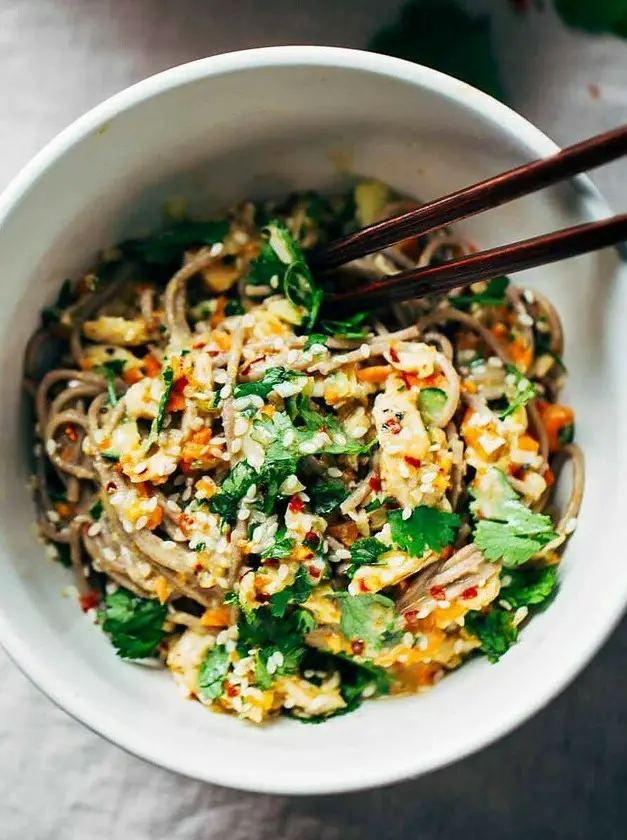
left=208, top=461, right=257, bottom=523
left=554, top=0, right=627, bottom=37
left=89, top=499, right=103, bottom=520
left=304, top=333, right=327, bottom=351
left=389, top=506, right=460, bottom=558
left=224, top=299, right=244, bottom=316
left=238, top=607, right=307, bottom=689
left=500, top=566, right=558, bottom=609
left=333, top=592, right=398, bottom=648
left=260, top=531, right=295, bottom=561
left=450, top=276, right=509, bottom=309
left=134, top=219, right=230, bottom=264
left=309, top=481, right=348, bottom=515
left=148, top=366, right=174, bottom=440
left=500, top=364, right=536, bottom=419
left=99, top=588, right=167, bottom=659
left=198, top=645, right=230, bottom=702
left=270, top=566, right=316, bottom=618
left=234, top=367, right=306, bottom=401
left=465, top=608, right=518, bottom=663
left=319, top=311, right=372, bottom=341
left=349, top=537, right=388, bottom=567
left=369, top=0, right=505, bottom=101
left=474, top=521, right=549, bottom=568
left=290, top=650, right=392, bottom=722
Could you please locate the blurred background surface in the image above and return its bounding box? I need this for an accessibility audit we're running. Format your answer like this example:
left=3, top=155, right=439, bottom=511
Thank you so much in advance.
left=0, top=1, right=626, bottom=838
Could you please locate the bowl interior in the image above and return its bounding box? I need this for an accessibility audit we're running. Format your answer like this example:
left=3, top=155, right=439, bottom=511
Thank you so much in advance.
left=0, top=50, right=625, bottom=794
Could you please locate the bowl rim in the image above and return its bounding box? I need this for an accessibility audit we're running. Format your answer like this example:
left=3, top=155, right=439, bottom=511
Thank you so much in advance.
left=0, top=45, right=623, bottom=795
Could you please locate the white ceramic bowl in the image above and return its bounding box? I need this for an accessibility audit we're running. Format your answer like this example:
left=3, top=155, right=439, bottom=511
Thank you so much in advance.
left=0, top=46, right=625, bottom=795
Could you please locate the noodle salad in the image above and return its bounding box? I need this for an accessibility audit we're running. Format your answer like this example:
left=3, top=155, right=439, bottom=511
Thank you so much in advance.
left=25, top=182, right=583, bottom=724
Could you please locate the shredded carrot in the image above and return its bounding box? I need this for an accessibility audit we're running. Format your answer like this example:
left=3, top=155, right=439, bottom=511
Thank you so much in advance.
left=196, top=476, right=217, bottom=499
left=166, top=391, right=186, bottom=412
left=54, top=501, right=72, bottom=518
left=123, top=367, right=143, bottom=385
left=543, top=466, right=555, bottom=487
left=154, top=575, right=172, bottom=604
left=537, top=400, right=575, bottom=452
left=461, top=380, right=478, bottom=394
left=200, top=605, right=232, bottom=628
left=261, top=404, right=276, bottom=417
left=510, top=338, right=533, bottom=369
left=356, top=364, right=393, bottom=383
left=143, top=354, right=161, bottom=378
left=146, top=506, right=163, bottom=530
left=291, top=545, right=315, bottom=561
left=517, top=433, right=539, bottom=453
left=212, top=331, right=232, bottom=351
left=210, top=296, right=227, bottom=328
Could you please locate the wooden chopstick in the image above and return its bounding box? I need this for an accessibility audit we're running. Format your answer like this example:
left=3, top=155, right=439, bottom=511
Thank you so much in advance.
left=325, top=214, right=627, bottom=315
left=309, top=124, right=627, bottom=272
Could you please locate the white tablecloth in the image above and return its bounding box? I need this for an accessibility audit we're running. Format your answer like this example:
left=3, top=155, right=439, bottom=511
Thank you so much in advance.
left=1, top=2, right=626, bottom=837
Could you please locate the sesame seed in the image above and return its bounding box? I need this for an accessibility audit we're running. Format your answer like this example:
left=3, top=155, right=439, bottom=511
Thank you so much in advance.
left=327, top=467, right=342, bottom=478
left=135, top=516, right=148, bottom=530
left=237, top=507, right=251, bottom=521
left=401, top=507, right=412, bottom=521
left=87, top=522, right=102, bottom=538
left=231, top=439, right=242, bottom=454
left=220, top=383, right=232, bottom=399
left=45, top=439, right=57, bottom=456
left=360, top=344, right=371, bottom=359
left=234, top=418, right=249, bottom=436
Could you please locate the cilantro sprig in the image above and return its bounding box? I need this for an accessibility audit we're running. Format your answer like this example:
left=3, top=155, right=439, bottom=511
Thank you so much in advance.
left=471, top=471, right=557, bottom=568
left=247, top=222, right=323, bottom=331
left=389, top=506, right=460, bottom=558
left=500, top=364, right=536, bottom=419
left=99, top=588, right=167, bottom=659
left=332, top=592, right=398, bottom=649
left=233, top=367, right=306, bottom=401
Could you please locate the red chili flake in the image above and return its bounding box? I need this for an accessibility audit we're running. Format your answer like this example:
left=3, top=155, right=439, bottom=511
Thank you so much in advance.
left=462, top=586, right=478, bottom=601
left=404, top=610, right=420, bottom=629
left=288, top=495, right=306, bottom=513
left=358, top=579, right=369, bottom=593
left=225, top=683, right=238, bottom=698
left=240, top=356, right=265, bottom=377
left=263, top=558, right=279, bottom=569
left=351, top=640, right=365, bottom=656
left=256, top=592, right=270, bottom=604
left=389, top=347, right=400, bottom=363
left=193, top=562, right=204, bottom=572
left=308, top=566, right=322, bottom=580
left=173, top=375, right=188, bottom=393
left=383, top=417, right=402, bottom=435
left=508, top=463, right=524, bottom=479
left=106, top=481, right=117, bottom=494
left=192, top=340, right=207, bottom=350
left=178, top=513, right=195, bottom=535
left=208, top=350, right=219, bottom=358
left=429, top=585, right=447, bottom=602
left=304, top=530, right=319, bottom=546
left=400, top=371, right=413, bottom=390
left=404, top=455, right=421, bottom=468
left=64, top=425, right=78, bottom=442
left=369, top=476, right=382, bottom=492
left=78, top=591, right=100, bottom=612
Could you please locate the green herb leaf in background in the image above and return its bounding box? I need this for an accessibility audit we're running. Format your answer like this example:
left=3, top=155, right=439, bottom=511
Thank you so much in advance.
left=369, top=0, right=505, bottom=101
left=554, top=0, right=627, bottom=38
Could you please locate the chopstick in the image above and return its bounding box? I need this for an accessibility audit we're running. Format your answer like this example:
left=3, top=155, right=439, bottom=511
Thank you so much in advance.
left=326, top=214, right=627, bottom=315
left=309, top=124, right=627, bottom=272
